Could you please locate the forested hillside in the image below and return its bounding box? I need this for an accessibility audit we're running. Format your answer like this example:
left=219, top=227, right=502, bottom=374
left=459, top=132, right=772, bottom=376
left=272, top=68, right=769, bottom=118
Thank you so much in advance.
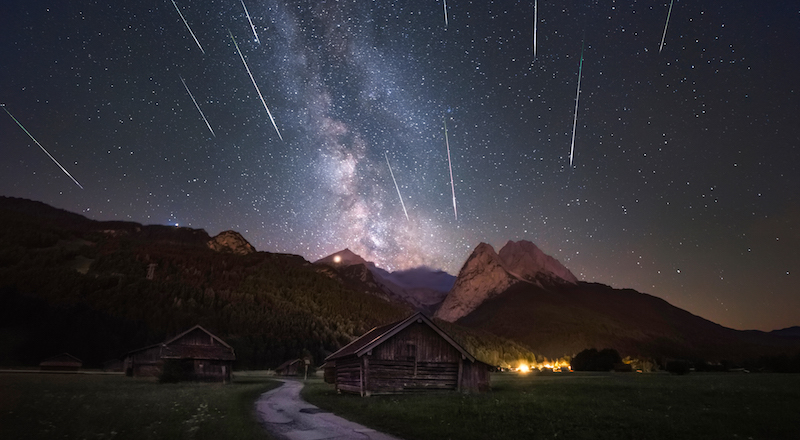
left=0, top=197, right=537, bottom=369
left=0, top=197, right=408, bottom=368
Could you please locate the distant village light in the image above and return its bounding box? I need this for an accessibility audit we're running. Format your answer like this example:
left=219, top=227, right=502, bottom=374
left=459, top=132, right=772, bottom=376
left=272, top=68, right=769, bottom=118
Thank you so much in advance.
left=333, top=255, right=342, bottom=263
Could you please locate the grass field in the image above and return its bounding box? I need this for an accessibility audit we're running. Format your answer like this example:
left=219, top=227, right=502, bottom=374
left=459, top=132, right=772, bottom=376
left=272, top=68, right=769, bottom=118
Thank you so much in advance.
left=302, top=372, right=800, bottom=440
left=0, top=372, right=279, bottom=440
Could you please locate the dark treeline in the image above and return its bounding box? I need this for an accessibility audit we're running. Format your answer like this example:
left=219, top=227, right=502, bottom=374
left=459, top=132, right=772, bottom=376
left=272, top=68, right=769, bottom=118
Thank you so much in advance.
left=0, top=198, right=408, bottom=368
left=0, top=197, right=538, bottom=370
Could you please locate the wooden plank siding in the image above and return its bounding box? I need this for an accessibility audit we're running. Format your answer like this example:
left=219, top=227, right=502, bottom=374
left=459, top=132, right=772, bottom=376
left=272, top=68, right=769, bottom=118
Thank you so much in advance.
left=371, top=322, right=462, bottom=363
left=327, top=313, right=490, bottom=395
left=366, top=359, right=458, bottom=393
left=335, top=357, right=363, bottom=395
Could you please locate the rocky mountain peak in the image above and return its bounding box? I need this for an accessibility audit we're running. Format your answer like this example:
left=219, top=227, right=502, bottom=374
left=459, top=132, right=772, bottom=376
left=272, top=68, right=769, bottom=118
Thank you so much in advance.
left=315, top=248, right=369, bottom=267
left=498, top=240, right=578, bottom=285
left=207, top=230, right=255, bottom=255
left=434, top=243, right=519, bottom=322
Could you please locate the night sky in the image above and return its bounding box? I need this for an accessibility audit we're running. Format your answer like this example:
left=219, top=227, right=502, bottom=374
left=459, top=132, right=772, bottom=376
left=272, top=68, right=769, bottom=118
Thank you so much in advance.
left=2, top=1, right=799, bottom=332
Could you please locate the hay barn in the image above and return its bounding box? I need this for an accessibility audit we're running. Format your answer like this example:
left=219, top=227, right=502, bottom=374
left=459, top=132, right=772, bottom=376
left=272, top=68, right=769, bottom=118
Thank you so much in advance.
left=325, top=312, right=490, bottom=396
left=39, top=353, right=82, bottom=371
left=275, top=358, right=304, bottom=376
left=123, top=325, right=235, bottom=382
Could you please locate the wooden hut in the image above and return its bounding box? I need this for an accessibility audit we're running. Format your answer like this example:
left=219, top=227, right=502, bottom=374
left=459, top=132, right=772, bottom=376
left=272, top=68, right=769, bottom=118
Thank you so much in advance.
left=275, top=358, right=304, bottom=376
left=123, top=325, right=235, bottom=382
left=123, top=343, right=163, bottom=377
left=39, top=353, right=82, bottom=371
left=325, top=312, right=490, bottom=396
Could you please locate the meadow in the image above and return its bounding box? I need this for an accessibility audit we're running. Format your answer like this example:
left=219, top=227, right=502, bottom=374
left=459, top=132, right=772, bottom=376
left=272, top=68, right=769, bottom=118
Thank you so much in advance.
left=302, top=372, right=800, bottom=440
left=0, top=371, right=278, bottom=440
left=3, top=370, right=799, bottom=440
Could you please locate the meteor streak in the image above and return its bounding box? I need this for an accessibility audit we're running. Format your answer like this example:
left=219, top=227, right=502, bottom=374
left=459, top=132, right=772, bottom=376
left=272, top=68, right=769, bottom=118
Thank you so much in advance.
left=443, top=0, right=448, bottom=28
left=170, top=0, right=205, bottom=54
left=385, top=152, right=409, bottom=221
left=179, top=75, right=215, bottom=138
left=2, top=105, right=84, bottom=189
left=533, top=0, right=537, bottom=57
left=229, top=29, right=283, bottom=141
left=240, top=0, right=260, bottom=44
left=569, top=40, right=584, bottom=168
left=659, top=0, right=675, bottom=53
left=444, top=117, right=457, bottom=220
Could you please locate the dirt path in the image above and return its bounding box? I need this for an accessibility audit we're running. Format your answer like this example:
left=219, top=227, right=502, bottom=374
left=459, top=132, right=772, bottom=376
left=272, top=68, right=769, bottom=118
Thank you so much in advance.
left=255, top=379, right=402, bottom=440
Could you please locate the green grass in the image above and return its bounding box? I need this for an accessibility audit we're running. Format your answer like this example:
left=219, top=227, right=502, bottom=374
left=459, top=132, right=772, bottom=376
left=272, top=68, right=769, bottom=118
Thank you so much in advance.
left=0, top=372, right=279, bottom=440
left=302, top=372, right=800, bottom=440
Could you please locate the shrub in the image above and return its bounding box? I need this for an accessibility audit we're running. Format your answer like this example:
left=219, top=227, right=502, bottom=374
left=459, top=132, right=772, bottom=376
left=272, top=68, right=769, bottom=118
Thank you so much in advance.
left=572, top=348, right=622, bottom=371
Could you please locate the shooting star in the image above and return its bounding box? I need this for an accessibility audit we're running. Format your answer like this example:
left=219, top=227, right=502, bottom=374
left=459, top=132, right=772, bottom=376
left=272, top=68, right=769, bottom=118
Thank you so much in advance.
left=170, top=0, right=205, bottom=54
left=659, top=0, right=675, bottom=53
left=533, top=0, right=537, bottom=57
left=443, top=0, right=448, bottom=28
left=240, top=0, right=260, bottom=44
left=444, top=117, right=457, bottom=220
left=179, top=75, right=215, bottom=138
left=385, top=152, right=410, bottom=222
left=569, top=40, right=584, bottom=168
left=2, top=104, right=83, bottom=189
left=229, top=29, right=283, bottom=141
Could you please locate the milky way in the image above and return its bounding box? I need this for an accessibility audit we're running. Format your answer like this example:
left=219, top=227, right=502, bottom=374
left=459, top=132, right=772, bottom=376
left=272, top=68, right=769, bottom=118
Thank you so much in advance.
left=1, top=1, right=799, bottom=331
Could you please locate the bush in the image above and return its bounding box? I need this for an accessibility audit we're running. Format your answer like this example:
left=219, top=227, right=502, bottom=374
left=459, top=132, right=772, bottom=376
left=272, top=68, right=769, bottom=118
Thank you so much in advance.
left=571, top=348, right=622, bottom=371
left=665, top=360, right=692, bottom=375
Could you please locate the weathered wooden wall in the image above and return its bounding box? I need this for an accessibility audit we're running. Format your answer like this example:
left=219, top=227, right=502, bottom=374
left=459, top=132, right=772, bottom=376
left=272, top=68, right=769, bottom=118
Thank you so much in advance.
left=460, top=360, right=491, bottom=393
left=366, top=359, right=458, bottom=393
left=174, top=328, right=218, bottom=346
left=335, top=357, right=363, bottom=395
left=189, top=359, right=232, bottom=382
left=125, top=346, right=162, bottom=377
left=372, top=322, right=461, bottom=363
left=366, top=322, right=462, bottom=394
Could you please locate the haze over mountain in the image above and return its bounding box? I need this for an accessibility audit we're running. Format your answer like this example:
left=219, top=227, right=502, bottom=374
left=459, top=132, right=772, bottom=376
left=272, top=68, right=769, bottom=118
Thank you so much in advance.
left=315, top=250, right=455, bottom=315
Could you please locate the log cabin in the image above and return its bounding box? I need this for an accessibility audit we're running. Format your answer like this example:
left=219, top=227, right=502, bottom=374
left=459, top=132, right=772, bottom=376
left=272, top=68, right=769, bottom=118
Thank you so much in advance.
left=123, top=325, right=235, bottom=382
left=325, top=312, right=490, bottom=396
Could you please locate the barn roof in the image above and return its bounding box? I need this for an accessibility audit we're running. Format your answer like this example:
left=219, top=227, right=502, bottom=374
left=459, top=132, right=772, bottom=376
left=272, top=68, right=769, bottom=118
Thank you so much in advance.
left=123, top=325, right=235, bottom=361
left=39, top=353, right=83, bottom=367
left=325, top=312, right=476, bottom=362
left=163, top=325, right=234, bottom=350
left=276, top=358, right=303, bottom=371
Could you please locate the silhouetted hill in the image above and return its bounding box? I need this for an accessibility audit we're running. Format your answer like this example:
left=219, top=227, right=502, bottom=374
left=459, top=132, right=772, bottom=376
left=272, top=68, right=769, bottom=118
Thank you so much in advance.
left=0, top=197, right=409, bottom=369
left=0, top=197, right=534, bottom=370
left=456, top=280, right=800, bottom=362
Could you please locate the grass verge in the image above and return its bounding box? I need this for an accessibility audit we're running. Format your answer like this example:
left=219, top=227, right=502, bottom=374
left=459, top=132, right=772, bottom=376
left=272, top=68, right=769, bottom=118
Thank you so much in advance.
left=0, top=371, right=279, bottom=440
left=302, top=372, right=800, bottom=440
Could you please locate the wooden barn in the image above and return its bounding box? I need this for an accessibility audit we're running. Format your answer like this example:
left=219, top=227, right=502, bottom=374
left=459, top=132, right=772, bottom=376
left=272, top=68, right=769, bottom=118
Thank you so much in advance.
left=325, top=312, right=490, bottom=396
left=275, top=358, right=304, bottom=376
left=39, top=353, right=82, bottom=371
left=123, top=325, right=235, bottom=382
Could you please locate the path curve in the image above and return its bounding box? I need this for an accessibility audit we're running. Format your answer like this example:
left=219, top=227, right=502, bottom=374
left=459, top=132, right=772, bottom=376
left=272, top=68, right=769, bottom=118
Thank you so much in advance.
left=256, top=379, right=403, bottom=440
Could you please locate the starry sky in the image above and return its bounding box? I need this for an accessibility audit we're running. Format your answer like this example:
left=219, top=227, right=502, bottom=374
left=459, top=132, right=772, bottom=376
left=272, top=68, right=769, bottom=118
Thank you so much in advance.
left=1, top=0, right=799, bottom=332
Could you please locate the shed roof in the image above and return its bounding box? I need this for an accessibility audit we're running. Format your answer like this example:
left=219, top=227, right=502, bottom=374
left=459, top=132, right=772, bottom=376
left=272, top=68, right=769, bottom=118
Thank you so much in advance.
left=275, top=358, right=303, bottom=371
left=163, top=325, right=234, bottom=350
left=122, top=325, right=235, bottom=361
left=39, top=353, right=83, bottom=367
left=325, top=312, right=476, bottom=362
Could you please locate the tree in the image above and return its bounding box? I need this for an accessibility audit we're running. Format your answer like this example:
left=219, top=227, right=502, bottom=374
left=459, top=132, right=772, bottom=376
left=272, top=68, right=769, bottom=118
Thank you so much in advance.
left=571, top=348, right=622, bottom=371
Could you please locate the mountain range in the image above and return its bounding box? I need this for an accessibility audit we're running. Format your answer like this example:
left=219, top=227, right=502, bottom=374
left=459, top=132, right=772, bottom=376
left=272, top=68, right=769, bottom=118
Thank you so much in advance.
left=314, top=238, right=800, bottom=362
left=1, top=196, right=798, bottom=369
